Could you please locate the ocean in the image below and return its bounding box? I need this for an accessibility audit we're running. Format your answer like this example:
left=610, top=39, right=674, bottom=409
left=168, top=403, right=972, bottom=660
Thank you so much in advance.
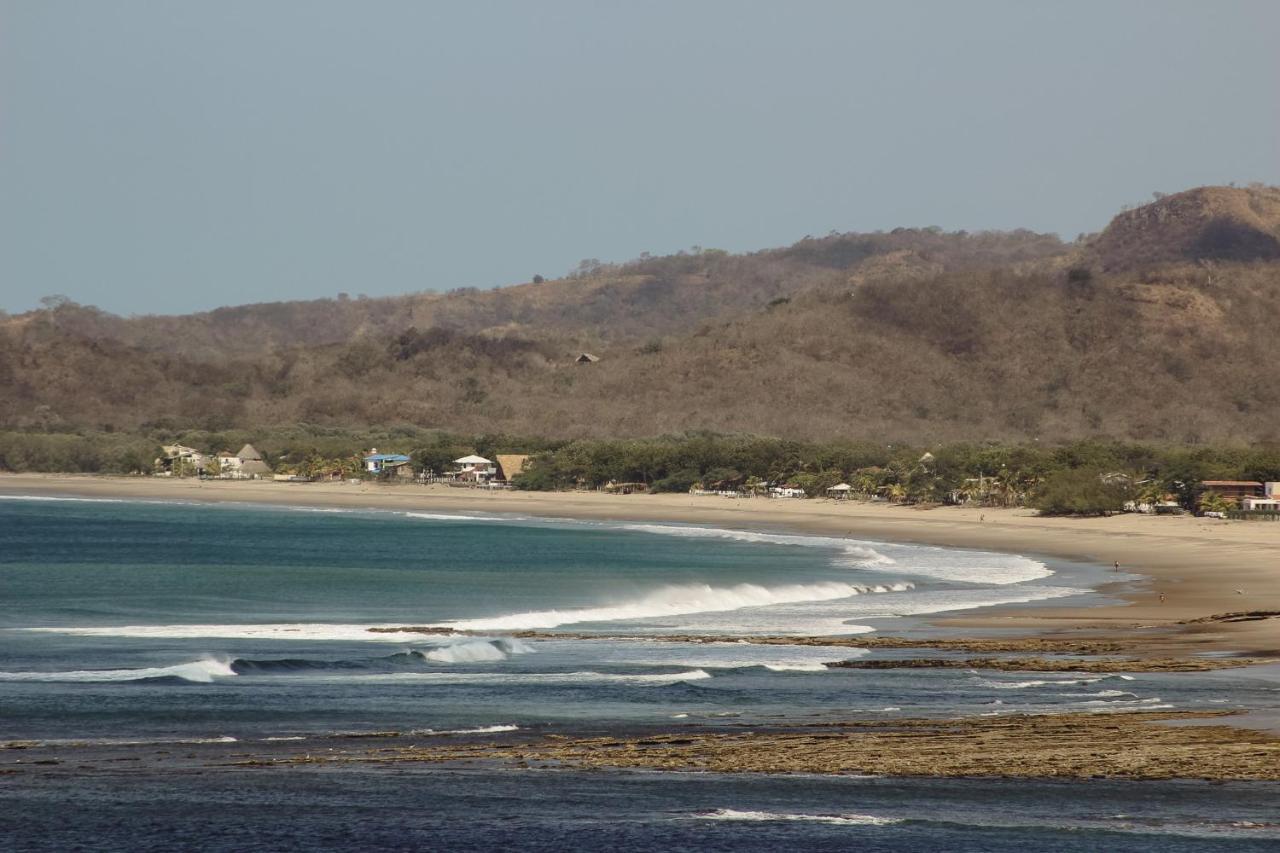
left=2, top=495, right=1278, bottom=851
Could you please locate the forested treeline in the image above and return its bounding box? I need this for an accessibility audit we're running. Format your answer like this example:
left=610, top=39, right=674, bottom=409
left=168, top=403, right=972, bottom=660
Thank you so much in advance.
left=509, top=434, right=1280, bottom=508
left=3, top=428, right=1277, bottom=515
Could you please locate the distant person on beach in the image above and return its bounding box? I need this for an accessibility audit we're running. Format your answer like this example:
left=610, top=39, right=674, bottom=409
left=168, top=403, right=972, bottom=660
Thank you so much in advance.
left=1114, top=561, right=1120, bottom=572
left=1159, top=592, right=1166, bottom=604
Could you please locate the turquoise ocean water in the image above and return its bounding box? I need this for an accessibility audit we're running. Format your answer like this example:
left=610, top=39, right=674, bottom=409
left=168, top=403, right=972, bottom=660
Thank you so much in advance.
left=2, top=495, right=1278, bottom=851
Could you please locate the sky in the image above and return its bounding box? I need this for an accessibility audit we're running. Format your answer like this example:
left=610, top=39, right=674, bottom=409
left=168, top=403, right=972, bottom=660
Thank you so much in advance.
left=1, top=1, right=1277, bottom=316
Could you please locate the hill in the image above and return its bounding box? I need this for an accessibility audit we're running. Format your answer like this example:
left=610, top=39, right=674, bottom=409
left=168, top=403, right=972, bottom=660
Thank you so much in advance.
left=1088, top=185, right=1280, bottom=271
left=1, top=185, right=1277, bottom=444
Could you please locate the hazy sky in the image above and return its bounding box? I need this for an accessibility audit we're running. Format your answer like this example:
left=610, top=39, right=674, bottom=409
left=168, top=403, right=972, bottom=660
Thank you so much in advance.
left=2, top=1, right=1277, bottom=316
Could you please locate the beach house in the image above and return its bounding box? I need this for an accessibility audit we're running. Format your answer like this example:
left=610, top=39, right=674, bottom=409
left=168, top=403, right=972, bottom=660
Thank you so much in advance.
left=157, top=444, right=208, bottom=476
left=1196, top=480, right=1265, bottom=507
left=495, top=454, right=531, bottom=483
left=219, top=443, right=272, bottom=479
left=453, top=454, right=497, bottom=482
left=364, top=450, right=412, bottom=476
left=1242, top=482, right=1280, bottom=511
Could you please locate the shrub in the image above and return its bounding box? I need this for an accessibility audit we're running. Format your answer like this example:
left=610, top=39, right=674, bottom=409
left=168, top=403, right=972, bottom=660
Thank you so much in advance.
left=1033, top=468, right=1128, bottom=516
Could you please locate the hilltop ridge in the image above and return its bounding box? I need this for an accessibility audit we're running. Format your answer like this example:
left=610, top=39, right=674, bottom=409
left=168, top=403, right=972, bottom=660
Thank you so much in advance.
left=1087, top=184, right=1280, bottom=271
left=2, top=186, right=1277, bottom=443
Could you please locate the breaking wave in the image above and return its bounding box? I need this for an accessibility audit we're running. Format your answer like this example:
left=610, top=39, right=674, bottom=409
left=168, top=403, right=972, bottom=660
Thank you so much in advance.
left=416, top=638, right=534, bottom=663
left=619, top=523, right=895, bottom=567
left=0, top=494, right=126, bottom=503
left=22, top=623, right=457, bottom=642
left=695, top=809, right=902, bottom=826
left=405, top=512, right=529, bottom=523
left=0, top=657, right=235, bottom=683
left=435, top=581, right=912, bottom=632
left=4, top=735, right=237, bottom=748
left=1, top=640, right=538, bottom=684
left=974, top=675, right=1105, bottom=689
left=408, top=724, right=520, bottom=736
left=617, top=522, right=1051, bottom=585
left=309, top=669, right=713, bottom=686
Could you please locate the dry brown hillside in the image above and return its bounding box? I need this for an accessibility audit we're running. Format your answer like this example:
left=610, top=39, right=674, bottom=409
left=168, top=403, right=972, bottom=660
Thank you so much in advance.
left=3, top=227, right=1068, bottom=360
left=1088, top=185, right=1280, bottom=271
left=2, top=186, right=1277, bottom=443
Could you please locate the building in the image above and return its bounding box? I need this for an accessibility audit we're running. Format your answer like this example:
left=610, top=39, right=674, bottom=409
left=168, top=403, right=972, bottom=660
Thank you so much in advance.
left=1197, top=480, right=1265, bottom=506
left=495, top=454, right=531, bottom=483
left=826, top=483, right=853, bottom=499
left=157, top=444, right=208, bottom=476
left=364, top=450, right=412, bottom=476
left=453, top=454, right=497, bottom=482
left=220, top=443, right=271, bottom=479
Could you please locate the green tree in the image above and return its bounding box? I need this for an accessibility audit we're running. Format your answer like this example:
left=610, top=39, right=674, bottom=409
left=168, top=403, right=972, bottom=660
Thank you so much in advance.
left=1033, top=468, right=1128, bottom=516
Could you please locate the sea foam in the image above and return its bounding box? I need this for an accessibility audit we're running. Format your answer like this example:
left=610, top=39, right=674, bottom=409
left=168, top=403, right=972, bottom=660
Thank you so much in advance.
left=302, top=669, right=712, bottom=686
left=695, top=809, right=902, bottom=826
left=435, top=581, right=909, bottom=631
left=0, top=657, right=235, bottom=683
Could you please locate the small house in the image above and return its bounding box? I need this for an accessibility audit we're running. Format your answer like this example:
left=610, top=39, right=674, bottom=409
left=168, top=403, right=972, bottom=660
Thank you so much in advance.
left=453, top=454, right=497, bottom=482
left=826, top=483, right=853, bottom=500
left=495, top=454, right=531, bottom=483
left=1196, top=480, right=1264, bottom=506
left=365, top=451, right=412, bottom=476
left=220, top=443, right=271, bottom=479
left=604, top=481, right=648, bottom=494
left=157, top=444, right=209, bottom=476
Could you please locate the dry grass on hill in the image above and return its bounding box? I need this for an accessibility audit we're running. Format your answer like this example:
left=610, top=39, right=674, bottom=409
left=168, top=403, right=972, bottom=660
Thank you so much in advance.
left=2, top=186, right=1278, bottom=443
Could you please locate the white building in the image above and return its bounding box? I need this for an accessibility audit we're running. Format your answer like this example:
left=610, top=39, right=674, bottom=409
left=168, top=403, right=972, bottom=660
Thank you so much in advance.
left=453, top=454, right=497, bottom=482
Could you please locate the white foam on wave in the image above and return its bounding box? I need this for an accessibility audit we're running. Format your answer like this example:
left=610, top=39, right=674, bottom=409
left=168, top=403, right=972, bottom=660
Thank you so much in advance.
left=5, top=735, right=237, bottom=748
left=0, top=494, right=126, bottom=503
left=761, top=661, right=832, bottom=672
left=0, top=657, right=235, bottom=683
left=408, top=724, right=520, bottom=736
left=435, top=581, right=910, bottom=632
left=542, top=638, right=865, bottom=671
left=657, top=584, right=1081, bottom=636
left=405, top=511, right=529, bottom=523
left=620, top=523, right=895, bottom=567
left=1078, top=696, right=1166, bottom=707
left=306, top=669, right=712, bottom=686
left=418, top=638, right=534, bottom=664
left=695, top=809, right=901, bottom=826
left=976, top=675, right=1103, bottom=689
left=22, top=623, right=449, bottom=642
left=1067, top=689, right=1136, bottom=699
left=618, top=522, right=1052, bottom=585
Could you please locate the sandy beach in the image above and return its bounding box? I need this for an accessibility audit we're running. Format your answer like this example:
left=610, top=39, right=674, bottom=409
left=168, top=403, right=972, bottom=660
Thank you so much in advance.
left=3, top=473, right=1277, bottom=654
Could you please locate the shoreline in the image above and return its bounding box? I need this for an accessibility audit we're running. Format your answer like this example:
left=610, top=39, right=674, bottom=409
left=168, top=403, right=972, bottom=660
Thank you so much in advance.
left=2, top=473, right=1278, bottom=654
left=5, top=473, right=1280, bottom=785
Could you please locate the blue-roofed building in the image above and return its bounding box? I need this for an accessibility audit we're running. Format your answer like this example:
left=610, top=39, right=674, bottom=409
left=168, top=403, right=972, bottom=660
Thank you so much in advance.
left=364, top=451, right=411, bottom=475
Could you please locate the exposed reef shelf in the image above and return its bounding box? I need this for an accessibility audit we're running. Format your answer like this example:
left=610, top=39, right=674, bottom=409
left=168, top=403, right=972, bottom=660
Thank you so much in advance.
left=229, top=711, right=1280, bottom=781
